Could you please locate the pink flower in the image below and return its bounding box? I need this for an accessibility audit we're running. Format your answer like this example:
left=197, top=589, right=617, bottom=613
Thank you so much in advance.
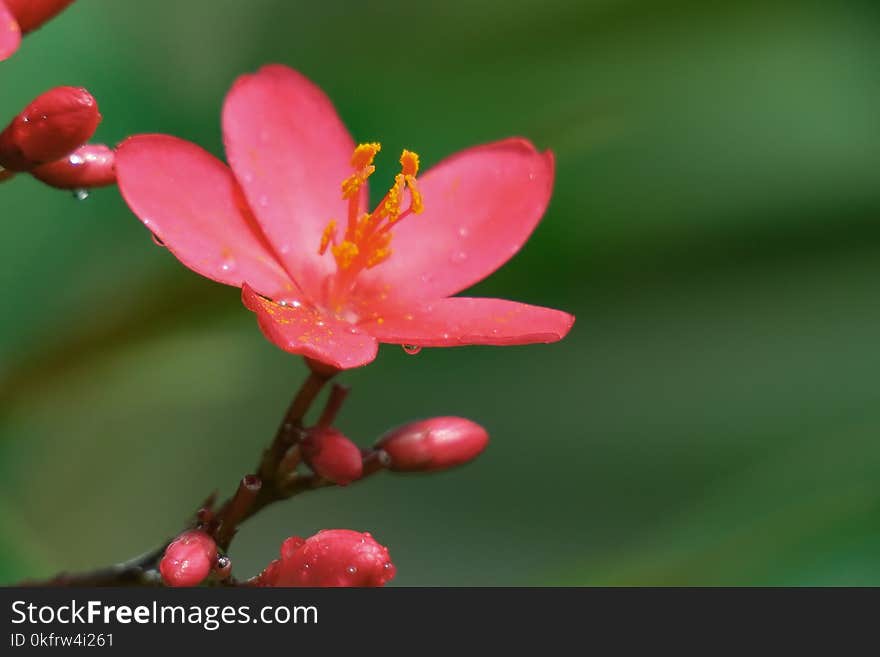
left=0, top=0, right=76, bottom=61
left=116, top=64, right=574, bottom=369
left=255, top=530, right=395, bottom=587
left=159, top=530, right=218, bottom=587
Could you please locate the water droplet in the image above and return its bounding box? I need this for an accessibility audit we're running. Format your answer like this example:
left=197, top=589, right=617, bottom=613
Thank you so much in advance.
left=151, top=233, right=165, bottom=247
left=290, top=300, right=302, bottom=308
left=220, top=256, right=236, bottom=273
left=278, top=300, right=288, bottom=307
left=402, top=344, right=422, bottom=355
left=450, top=250, right=468, bottom=264
left=346, top=566, right=358, bottom=575
left=72, top=188, right=89, bottom=201
left=458, top=226, right=469, bottom=238
left=68, top=153, right=85, bottom=166
left=528, top=172, right=536, bottom=181
left=383, top=562, right=393, bottom=570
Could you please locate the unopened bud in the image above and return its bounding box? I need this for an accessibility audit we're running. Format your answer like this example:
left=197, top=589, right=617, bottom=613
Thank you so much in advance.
left=0, top=86, right=100, bottom=171
left=30, top=143, right=115, bottom=189
left=4, top=0, right=76, bottom=34
left=375, top=416, right=489, bottom=472
left=159, top=530, right=217, bottom=587
left=255, top=530, right=395, bottom=587
left=301, top=427, right=363, bottom=485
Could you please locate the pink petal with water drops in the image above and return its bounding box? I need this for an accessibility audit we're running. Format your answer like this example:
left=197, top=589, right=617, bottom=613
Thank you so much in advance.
left=365, top=297, right=574, bottom=347
left=116, top=134, right=295, bottom=299
left=354, top=138, right=555, bottom=305
left=242, top=284, right=378, bottom=369
left=222, top=65, right=362, bottom=301
left=0, top=2, right=20, bottom=62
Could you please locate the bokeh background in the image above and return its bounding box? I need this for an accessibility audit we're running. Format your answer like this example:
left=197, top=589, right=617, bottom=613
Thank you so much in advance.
left=2, top=0, right=880, bottom=586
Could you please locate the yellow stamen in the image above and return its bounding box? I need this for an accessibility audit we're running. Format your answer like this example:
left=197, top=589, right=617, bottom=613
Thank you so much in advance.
left=318, top=219, right=337, bottom=255
left=400, top=149, right=419, bottom=176
left=341, top=143, right=381, bottom=201
left=319, top=143, right=424, bottom=277
left=351, top=142, right=381, bottom=169
left=406, top=175, right=423, bottom=214
left=331, top=241, right=359, bottom=269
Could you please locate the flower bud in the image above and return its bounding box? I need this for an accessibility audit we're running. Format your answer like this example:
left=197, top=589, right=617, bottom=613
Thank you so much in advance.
left=256, top=530, right=395, bottom=587
left=159, top=530, right=217, bottom=587
left=4, top=0, right=76, bottom=34
left=301, top=426, right=363, bottom=485
left=30, top=143, right=115, bottom=189
left=0, top=86, right=101, bottom=171
left=375, top=416, right=489, bottom=472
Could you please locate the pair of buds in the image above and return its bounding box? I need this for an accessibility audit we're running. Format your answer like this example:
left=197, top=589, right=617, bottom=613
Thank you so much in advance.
left=0, top=86, right=115, bottom=189
left=300, top=416, right=490, bottom=486
left=160, top=529, right=395, bottom=588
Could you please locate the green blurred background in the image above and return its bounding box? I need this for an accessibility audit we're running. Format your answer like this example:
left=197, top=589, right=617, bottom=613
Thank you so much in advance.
left=2, top=0, right=880, bottom=585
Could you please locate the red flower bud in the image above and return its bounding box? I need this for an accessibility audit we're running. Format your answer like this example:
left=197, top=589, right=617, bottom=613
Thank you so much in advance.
left=301, top=427, right=363, bottom=485
left=0, top=86, right=100, bottom=171
left=256, top=530, right=395, bottom=587
left=159, top=530, right=217, bottom=587
left=30, top=143, right=115, bottom=189
left=375, top=416, right=489, bottom=472
left=4, top=0, right=75, bottom=34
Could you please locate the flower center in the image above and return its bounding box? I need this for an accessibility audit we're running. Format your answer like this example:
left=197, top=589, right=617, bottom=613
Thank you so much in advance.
left=317, top=143, right=423, bottom=309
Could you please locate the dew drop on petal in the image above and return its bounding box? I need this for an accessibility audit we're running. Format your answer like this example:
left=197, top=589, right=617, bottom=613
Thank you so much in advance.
left=68, top=153, right=85, bottom=166
left=151, top=233, right=166, bottom=247
left=346, top=566, right=358, bottom=575
left=402, top=344, right=422, bottom=355
left=458, top=226, right=469, bottom=238
left=72, top=188, right=89, bottom=201
left=220, top=256, right=236, bottom=273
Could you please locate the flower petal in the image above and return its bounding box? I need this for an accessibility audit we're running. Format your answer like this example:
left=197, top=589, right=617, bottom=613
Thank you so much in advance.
left=354, top=138, right=555, bottom=304
left=242, top=284, right=378, bottom=369
left=116, top=134, right=296, bottom=298
left=222, top=65, right=359, bottom=301
left=365, top=297, right=575, bottom=347
left=0, top=2, right=21, bottom=61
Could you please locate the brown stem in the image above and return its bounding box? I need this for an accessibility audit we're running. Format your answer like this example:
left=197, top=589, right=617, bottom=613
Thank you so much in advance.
left=316, top=383, right=350, bottom=428
left=21, top=546, right=166, bottom=587
left=255, top=368, right=335, bottom=485
left=214, top=475, right=262, bottom=551
left=22, top=365, right=357, bottom=586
